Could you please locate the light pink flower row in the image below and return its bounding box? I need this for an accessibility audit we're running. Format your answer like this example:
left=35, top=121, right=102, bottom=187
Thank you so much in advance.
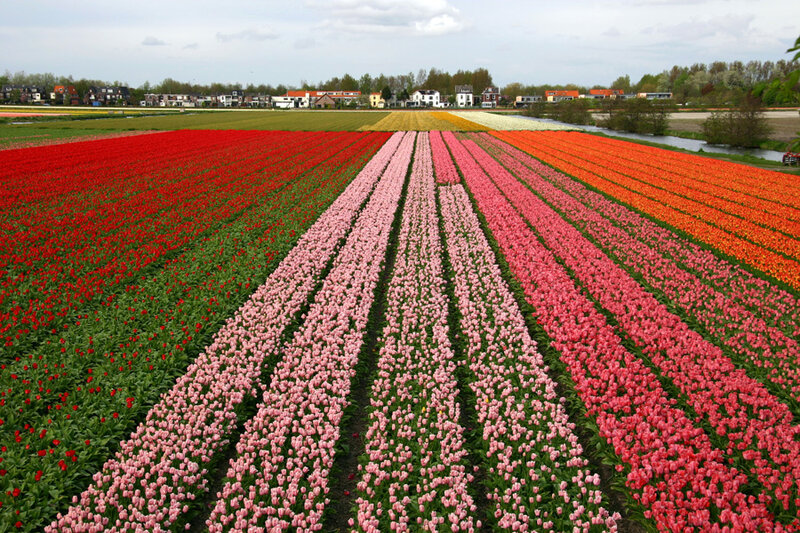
left=476, top=134, right=800, bottom=406
left=430, top=130, right=460, bottom=184
left=441, top=131, right=778, bottom=531
left=206, top=132, right=416, bottom=532
left=46, top=132, right=407, bottom=533
left=462, top=136, right=800, bottom=524
left=439, top=182, right=619, bottom=532
left=353, top=132, right=475, bottom=532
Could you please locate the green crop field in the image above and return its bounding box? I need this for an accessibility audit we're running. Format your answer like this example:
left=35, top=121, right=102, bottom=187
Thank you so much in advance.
left=1, top=110, right=389, bottom=134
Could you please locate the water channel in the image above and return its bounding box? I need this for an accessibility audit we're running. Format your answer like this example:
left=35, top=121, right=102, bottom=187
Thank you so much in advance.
left=512, top=115, right=787, bottom=163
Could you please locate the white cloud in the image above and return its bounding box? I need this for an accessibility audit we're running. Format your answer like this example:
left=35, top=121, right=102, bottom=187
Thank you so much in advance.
left=415, top=14, right=463, bottom=35
left=309, top=0, right=466, bottom=35
left=183, top=42, right=198, bottom=50
left=141, top=36, right=166, bottom=46
left=216, top=27, right=278, bottom=43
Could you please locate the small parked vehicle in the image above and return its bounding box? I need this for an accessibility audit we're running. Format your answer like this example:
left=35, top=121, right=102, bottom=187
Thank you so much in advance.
left=783, top=151, right=800, bottom=166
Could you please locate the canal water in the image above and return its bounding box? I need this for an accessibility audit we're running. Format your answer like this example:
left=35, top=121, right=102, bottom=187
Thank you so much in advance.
left=512, top=115, right=786, bottom=163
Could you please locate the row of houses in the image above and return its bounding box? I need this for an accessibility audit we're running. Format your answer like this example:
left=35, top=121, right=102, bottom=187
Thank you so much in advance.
left=2, top=83, right=674, bottom=109
left=1, top=85, right=131, bottom=106
left=141, top=90, right=270, bottom=108
left=539, top=89, right=673, bottom=103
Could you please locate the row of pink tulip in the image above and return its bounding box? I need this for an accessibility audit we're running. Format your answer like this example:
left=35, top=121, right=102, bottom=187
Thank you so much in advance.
left=441, top=131, right=779, bottom=530
left=430, top=130, right=460, bottom=184
left=462, top=136, right=800, bottom=526
left=205, top=132, right=415, bottom=532
left=353, top=133, right=476, bottom=531
left=479, top=133, right=799, bottom=339
left=46, top=132, right=407, bottom=532
left=439, top=182, right=619, bottom=532
left=474, top=134, right=800, bottom=406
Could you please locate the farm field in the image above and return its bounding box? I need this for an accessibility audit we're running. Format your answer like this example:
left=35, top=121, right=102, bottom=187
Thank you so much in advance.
left=1, top=126, right=799, bottom=532
left=358, top=110, right=479, bottom=131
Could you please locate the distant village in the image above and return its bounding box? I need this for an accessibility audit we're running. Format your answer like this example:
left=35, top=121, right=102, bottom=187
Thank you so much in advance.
left=1, top=84, right=673, bottom=109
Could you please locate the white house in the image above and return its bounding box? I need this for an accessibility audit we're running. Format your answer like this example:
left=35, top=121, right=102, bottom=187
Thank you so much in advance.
left=455, top=85, right=473, bottom=108
left=411, top=89, right=440, bottom=107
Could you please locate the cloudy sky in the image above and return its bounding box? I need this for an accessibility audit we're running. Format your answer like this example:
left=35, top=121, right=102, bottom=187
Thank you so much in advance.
left=2, top=0, right=798, bottom=88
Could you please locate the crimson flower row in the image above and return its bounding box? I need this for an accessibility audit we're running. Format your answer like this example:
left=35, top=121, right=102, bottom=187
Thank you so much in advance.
left=442, top=131, right=778, bottom=530
left=474, top=134, right=800, bottom=407
left=2, top=131, right=346, bottom=349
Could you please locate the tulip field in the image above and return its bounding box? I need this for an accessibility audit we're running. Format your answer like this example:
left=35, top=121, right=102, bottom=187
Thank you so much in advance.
left=1, top=122, right=799, bottom=532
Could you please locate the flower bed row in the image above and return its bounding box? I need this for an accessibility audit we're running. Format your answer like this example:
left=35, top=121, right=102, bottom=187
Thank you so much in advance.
left=2, top=131, right=344, bottom=352
left=442, top=131, right=778, bottom=530
left=204, top=132, right=415, bottom=532
left=467, top=134, right=800, bottom=524
left=564, top=131, right=800, bottom=209
left=45, top=132, right=406, bottom=532
left=359, top=112, right=458, bottom=132
left=539, top=132, right=800, bottom=233
left=439, top=182, right=619, bottom=532
left=487, top=132, right=800, bottom=339
left=353, top=133, right=475, bottom=531
left=447, top=112, right=572, bottom=131
left=430, top=131, right=459, bottom=185
left=555, top=132, right=800, bottom=226
left=462, top=134, right=800, bottom=526
left=492, top=131, right=800, bottom=290
left=474, top=134, right=800, bottom=408
left=430, top=112, right=486, bottom=131
left=0, top=131, right=391, bottom=532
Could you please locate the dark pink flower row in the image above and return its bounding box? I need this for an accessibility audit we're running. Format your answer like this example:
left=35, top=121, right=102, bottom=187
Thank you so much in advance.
left=482, top=133, right=799, bottom=338
left=354, top=133, right=475, bottom=531
left=206, top=132, right=415, bottom=532
left=475, top=134, right=800, bottom=406
left=430, top=131, right=460, bottom=184
left=441, top=131, right=778, bottom=531
left=439, top=182, right=619, bottom=532
left=462, top=136, right=800, bottom=524
left=46, top=132, right=407, bottom=532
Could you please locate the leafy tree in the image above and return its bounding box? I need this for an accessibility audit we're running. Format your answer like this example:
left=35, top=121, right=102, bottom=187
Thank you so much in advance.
left=601, top=97, right=675, bottom=134
left=702, top=95, right=772, bottom=148
left=380, top=86, right=392, bottom=102
left=340, top=73, right=359, bottom=91
left=551, top=99, right=593, bottom=125
left=359, top=73, right=373, bottom=95
left=471, top=68, right=493, bottom=94
left=610, top=75, right=631, bottom=93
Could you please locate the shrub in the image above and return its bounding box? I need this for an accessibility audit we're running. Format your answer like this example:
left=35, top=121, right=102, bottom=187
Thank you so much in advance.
left=701, top=96, right=772, bottom=148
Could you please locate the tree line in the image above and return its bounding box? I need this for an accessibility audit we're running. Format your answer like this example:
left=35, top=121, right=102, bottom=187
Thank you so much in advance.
left=2, top=57, right=796, bottom=107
